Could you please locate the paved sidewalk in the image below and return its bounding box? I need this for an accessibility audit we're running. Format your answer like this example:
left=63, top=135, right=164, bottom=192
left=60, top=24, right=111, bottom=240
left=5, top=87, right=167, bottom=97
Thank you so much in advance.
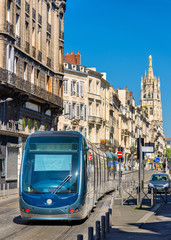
left=0, top=187, right=18, bottom=204
left=105, top=202, right=171, bottom=240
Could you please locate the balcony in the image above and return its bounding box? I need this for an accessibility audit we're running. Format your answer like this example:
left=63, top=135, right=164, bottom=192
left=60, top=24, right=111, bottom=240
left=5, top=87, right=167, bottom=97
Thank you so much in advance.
left=95, top=117, right=102, bottom=125
left=25, top=41, right=30, bottom=53
left=32, top=46, right=36, bottom=58
left=38, top=14, right=42, bottom=25
left=0, top=122, right=29, bottom=137
left=38, top=50, right=42, bottom=62
left=32, top=8, right=36, bottom=19
left=47, top=23, right=51, bottom=34
left=88, top=116, right=96, bottom=123
left=6, top=21, right=14, bottom=36
left=15, top=35, right=21, bottom=48
left=46, top=57, right=51, bottom=68
left=0, top=68, right=63, bottom=108
left=25, top=1, right=30, bottom=14
left=121, top=129, right=129, bottom=136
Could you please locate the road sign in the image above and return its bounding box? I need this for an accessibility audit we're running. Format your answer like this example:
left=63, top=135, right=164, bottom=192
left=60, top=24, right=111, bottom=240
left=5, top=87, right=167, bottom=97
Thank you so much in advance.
left=117, top=151, right=123, bottom=158
left=142, top=146, right=154, bottom=153
left=155, top=157, right=160, bottom=163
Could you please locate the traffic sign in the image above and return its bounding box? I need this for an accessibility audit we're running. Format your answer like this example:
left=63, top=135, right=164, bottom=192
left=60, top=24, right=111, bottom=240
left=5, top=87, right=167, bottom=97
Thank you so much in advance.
left=155, top=157, right=160, bottom=163
left=117, top=151, right=123, bottom=158
left=142, top=146, right=154, bottom=153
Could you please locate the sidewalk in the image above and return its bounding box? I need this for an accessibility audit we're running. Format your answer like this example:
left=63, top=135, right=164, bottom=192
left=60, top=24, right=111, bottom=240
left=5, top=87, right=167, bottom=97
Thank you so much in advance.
left=106, top=202, right=171, bottom=240
left=0, top=187, right=18, bottom=204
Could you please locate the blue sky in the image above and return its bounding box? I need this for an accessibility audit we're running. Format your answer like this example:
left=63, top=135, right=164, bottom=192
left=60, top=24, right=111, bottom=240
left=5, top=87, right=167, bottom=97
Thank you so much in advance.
left=64, top=0, right=171, bottom=137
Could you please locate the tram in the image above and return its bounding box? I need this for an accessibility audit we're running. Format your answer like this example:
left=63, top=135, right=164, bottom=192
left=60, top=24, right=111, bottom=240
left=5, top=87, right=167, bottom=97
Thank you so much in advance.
left=19, top=131, right=116, bottom=220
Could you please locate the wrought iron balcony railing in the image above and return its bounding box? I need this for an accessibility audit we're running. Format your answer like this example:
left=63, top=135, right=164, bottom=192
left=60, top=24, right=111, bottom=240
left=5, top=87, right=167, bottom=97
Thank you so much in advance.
left=0, top=68, right=63, bottom=107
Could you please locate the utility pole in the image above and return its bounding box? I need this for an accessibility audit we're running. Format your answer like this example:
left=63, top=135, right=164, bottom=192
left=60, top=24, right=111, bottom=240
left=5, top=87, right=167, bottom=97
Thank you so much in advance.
left=137, top=135, right=143, bottom=206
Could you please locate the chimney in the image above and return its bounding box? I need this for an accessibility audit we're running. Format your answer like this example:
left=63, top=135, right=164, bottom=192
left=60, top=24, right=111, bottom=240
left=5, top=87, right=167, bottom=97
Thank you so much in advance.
left=64, top=51, right=81, bottom=65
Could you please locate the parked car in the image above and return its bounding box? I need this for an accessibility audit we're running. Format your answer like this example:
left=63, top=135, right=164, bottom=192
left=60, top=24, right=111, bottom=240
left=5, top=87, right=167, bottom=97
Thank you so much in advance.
left=148, top=173, right=171, bottom=193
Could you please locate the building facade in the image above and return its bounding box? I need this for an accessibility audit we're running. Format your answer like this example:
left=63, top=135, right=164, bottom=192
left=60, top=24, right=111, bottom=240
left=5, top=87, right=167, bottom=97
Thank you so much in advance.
left=0, top=0, right=66, bottom=187
left=59, top=51, right=120, bottom=153
left=140, top=55, right=165, bottom=157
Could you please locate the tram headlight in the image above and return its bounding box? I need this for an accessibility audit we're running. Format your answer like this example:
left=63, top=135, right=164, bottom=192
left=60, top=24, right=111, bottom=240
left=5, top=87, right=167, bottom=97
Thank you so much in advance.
left=46, top=199, right=53, bottom=205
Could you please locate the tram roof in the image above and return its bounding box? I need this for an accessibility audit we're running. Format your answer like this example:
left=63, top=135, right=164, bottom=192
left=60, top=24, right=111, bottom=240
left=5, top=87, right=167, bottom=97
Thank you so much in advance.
left=29, top=131, right=82, bottom=138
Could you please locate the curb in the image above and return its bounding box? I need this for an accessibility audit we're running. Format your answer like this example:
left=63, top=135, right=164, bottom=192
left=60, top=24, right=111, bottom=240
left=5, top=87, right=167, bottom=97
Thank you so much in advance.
left=136, top=204, right=162, bottom=227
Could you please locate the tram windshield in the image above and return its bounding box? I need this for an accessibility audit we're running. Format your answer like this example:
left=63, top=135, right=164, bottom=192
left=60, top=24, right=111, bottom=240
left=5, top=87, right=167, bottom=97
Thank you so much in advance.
left=22, top=136, right=79, bottom=194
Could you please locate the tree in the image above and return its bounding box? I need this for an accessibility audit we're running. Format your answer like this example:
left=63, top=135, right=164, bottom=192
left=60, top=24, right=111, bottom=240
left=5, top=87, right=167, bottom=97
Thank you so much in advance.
left=166, top=148, right=171, bottom=159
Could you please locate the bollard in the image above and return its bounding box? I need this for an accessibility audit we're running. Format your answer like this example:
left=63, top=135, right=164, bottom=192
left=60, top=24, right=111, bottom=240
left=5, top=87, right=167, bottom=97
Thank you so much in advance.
left=3, top=184, right=5, bottom=197
left=101, top=215, right=105, bottom=239
left=77, top=234, right=83, bottom=240
left=96, top=221, right=100, bottom=240
left=88, top=227, right=93, bottom=240
left=108, top=208, right=112, bottom=228
left=151, top=188, right=154, bottom=207
left=7, top=183, right=9, bottom=197
left=105, top=212, right=109, bottom=233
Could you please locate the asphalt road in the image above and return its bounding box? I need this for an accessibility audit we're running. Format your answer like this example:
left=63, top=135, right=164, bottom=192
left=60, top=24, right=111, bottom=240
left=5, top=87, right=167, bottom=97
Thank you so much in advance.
left=0, top=170, right=158, bottom=240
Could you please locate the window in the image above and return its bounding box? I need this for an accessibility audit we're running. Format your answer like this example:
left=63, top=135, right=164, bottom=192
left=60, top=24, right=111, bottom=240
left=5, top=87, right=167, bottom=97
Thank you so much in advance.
left=47, top=75, right=52, bottom=93
left=31, top=66, right=34, bottom=84
left=150, top=108, right=153, bottom=115
left=89, top=80, right=92, bottom=92
left=84, top=105, right=87, bottom=120
left=14, top=56, right=18, bottom=74
left=37, top=69, right=40, bottom=86
left=96, top=81, right=99, bottom=94
left=89, top=103, right=92, bottom=116
left=24, top=62, right=27, bottom=80
left=7, top=0, right=11, bottom=22
left=71, top=81, right=76, bottom=95
left=46, top=39, right=50, bottom=57
left=69, top=102, right=72, bottom=119
left=72, top=103, right=76, bottom=118
left=32, top=25, right=35, bottom=47
left=38, top=26, right=41, bottom=51
left=7, top=45, right=14, bottom=72
left=96, top=104, right=99, bottom=117
left=80, top=104, right=83, bottom=119
left=64, top=80, right=68, bottom=94
left=15, top=14, right=20, bottom=36
left=64, top=101, right=67, bottom=117
left=76, top=103, right=80, bottom=119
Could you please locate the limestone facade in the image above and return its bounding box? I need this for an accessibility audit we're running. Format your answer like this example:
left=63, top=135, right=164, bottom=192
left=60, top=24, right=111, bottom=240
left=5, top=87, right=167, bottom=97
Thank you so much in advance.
left=0, top=0, right=66, bottom=186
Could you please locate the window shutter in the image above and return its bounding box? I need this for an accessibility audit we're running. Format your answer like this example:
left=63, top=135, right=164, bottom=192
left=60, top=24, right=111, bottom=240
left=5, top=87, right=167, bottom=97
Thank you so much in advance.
left=69, top=102, right=71, bottom=119
left=77, top=82, right=79, bottom=97
left=71, top=80, right=73, bottom=95
left=6, top=146, right=18, bottom=181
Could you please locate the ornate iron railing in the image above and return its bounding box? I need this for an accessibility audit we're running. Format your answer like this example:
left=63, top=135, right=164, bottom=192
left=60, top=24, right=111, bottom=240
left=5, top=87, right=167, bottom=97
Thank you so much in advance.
left=0, top=68, right=63, bottom=107
left=38, top=50, right=42, bottom=61
left=32, top=46, right=36, bottom=58
left=46, top=57, right=51, bottom=68
left=25, top=1, right=30, bottom=14
left=25, top=41, right=30, bottom=53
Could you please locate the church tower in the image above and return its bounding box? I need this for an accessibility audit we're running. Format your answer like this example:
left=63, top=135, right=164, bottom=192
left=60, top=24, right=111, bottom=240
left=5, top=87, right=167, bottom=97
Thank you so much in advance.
left=140, top=55, right=165, bottom=157
left=140, top=55, right=163, bottom=126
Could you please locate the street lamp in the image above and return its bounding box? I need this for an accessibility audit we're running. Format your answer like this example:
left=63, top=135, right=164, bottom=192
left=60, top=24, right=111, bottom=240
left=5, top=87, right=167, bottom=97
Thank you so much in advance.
left=0, top=98, right=13, bottom=103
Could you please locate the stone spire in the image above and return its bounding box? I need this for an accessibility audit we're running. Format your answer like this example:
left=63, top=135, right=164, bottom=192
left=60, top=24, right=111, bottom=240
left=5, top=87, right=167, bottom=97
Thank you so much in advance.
left=147, top=55, right=154, bottom=79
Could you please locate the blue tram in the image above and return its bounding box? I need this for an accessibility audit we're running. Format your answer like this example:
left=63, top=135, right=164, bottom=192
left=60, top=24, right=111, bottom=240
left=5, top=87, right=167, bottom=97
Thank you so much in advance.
left=19, top=131, right=116, bottom=220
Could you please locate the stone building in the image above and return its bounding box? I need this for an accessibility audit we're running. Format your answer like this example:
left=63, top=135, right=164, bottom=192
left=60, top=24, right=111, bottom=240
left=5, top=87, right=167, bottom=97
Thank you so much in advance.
left=140, top=55, right=165, bottom=157
left=117, top=88, right=136, bottom=162
left=0, top=0, right=66, bottom=187
left=59, top=51, right=120, bottom=153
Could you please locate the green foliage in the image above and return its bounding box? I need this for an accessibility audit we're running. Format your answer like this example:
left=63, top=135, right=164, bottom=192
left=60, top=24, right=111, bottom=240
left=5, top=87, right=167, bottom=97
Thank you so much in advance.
left=166, top=148, right=171, bottom=159
left=22, top=119, right=25, bottom=131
